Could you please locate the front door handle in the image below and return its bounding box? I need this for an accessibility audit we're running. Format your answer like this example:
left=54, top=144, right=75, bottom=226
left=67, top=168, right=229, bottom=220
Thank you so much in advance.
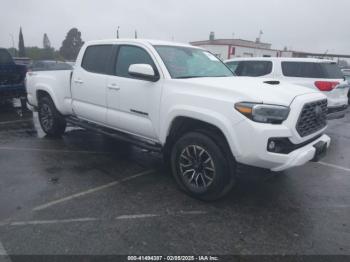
left=74, top=79, right=84, bottom=84
left=107, top=83, right=120, bottom=91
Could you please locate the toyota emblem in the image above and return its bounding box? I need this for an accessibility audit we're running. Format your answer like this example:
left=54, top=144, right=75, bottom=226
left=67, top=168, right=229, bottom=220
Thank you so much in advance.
left=314, top=105, right=323, bottom=118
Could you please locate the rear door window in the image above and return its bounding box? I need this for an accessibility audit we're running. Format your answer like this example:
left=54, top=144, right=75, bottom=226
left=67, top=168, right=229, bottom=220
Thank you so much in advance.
left=282, top=62, right=344, bottom=79
left=235, top=61, right=273, bottom=77
left=81, top=45, right=114, bottom=74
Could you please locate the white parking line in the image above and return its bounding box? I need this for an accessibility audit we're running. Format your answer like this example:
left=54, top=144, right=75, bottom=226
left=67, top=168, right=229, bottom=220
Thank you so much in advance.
left=116, top=214, right=159, bottom=219
left=0, top=241, right=7, bottom=255
left=0, top=240, right=11, bottom=262
left=0, top=211, right=208, bottom=228
left=0, top=119, right=32, bottom=125
left=8, top=217, right=98, bottom=226
left=0, top=146, right=111, bottom=155
left=177, top=210, right=207, bottom=215
left=318, top=161, right=350, bottom=174
left=33, top=169, right=155, bottom=211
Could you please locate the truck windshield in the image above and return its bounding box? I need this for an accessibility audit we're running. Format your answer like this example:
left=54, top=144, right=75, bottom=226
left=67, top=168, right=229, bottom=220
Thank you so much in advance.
left=154, top=46, right=233, bottom=79
left=0, top=49, right=14, bottom=64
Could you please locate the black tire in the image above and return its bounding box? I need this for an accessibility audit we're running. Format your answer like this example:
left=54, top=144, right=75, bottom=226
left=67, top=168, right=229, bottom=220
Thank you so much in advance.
left=38, top=96, right=66, bottom=137
left=170, top=131, right=236, bottom=201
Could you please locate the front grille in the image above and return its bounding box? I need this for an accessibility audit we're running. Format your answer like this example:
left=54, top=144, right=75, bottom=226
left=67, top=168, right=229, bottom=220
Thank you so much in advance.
left=296, top=99, right=327, bottom=137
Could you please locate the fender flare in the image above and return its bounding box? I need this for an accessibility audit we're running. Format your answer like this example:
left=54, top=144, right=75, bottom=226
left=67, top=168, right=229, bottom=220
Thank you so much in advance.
left=35, top=84, right=62, bottom=112
left=160, top=105, right=242, bottom=158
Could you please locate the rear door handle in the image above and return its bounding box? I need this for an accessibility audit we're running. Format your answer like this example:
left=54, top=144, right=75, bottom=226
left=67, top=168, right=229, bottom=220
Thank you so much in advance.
left=74, top=79, right=84, bottom=84
left=107, top=83, right=120, bottom=91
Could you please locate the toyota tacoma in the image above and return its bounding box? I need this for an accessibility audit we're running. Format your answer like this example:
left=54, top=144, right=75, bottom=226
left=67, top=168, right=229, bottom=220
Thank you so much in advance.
left=26, top=39, right=331, bottom=200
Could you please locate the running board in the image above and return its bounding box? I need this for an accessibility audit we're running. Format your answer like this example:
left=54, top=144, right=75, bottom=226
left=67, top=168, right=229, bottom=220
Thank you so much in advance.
left=66, top=116, right=162, bottom=152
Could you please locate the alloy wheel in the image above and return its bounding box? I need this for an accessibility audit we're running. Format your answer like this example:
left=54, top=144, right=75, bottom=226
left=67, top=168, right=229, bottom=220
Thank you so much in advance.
left=179, top=145, right=216, bottom=190
left=40, top=104, right=53, bottom=131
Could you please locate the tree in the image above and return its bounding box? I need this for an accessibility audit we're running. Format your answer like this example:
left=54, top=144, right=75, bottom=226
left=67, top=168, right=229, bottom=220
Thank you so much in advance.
left=23, top=46, right=56, bottom=60
left=59, top=28, right=84, bottom=61
left=18, top=27, right=26, bottom=57
left=43, top=33, right=51, bottom=49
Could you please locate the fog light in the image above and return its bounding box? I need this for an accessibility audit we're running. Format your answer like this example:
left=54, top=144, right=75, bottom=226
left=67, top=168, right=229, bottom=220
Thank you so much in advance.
left=268, top=140, right=276, bottom=151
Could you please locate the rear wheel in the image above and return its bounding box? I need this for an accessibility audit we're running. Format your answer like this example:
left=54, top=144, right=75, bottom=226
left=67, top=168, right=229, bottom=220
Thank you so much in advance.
left=170, top=131, right=236, bottom=201
left=38, top=96, right=66, bottom=137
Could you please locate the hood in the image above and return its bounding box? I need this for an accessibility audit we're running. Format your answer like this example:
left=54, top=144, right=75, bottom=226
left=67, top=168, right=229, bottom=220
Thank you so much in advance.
left=177, top=76, right=319, bottom=106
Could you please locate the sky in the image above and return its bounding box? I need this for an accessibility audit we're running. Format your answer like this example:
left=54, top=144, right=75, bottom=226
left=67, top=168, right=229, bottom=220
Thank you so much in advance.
left=0, top=0, right=349, bottom=54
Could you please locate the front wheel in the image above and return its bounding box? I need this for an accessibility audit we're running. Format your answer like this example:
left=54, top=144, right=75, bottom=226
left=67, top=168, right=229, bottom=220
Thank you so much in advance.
left=38, top=96, right=66, bottom=137
left=170, top=131, right=235, bottom=201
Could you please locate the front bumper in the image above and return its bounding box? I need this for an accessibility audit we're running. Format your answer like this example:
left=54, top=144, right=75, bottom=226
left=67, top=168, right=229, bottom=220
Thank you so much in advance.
left=230, top=92, right=330, bottom=172
left=233, top=117, right=330, bottom=172
left=327, top=105, right=348, bottom=120
left=270, top=134, right=330, bottom=171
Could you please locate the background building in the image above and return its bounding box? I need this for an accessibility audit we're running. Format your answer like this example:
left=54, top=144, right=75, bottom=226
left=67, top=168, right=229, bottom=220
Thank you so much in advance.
left=190, top=32, right=350, bottom=65
left=191, top=33, right=279, bottom=60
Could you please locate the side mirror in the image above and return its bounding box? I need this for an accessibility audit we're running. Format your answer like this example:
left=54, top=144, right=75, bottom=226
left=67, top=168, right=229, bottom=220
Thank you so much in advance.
left=128, top=64, right=159, bottom=82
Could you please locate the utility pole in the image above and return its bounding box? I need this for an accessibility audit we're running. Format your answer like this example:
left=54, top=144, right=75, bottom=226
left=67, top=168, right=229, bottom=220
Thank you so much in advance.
left=9, top=34, right=16, bottom=56
left=256, top=30, right=263, bottom=43
left=117, top=26, right=120, bottom=39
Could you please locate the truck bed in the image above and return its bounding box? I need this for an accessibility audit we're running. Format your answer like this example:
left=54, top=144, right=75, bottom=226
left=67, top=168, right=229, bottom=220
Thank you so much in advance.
left=26, top=70, right=74, bottom=115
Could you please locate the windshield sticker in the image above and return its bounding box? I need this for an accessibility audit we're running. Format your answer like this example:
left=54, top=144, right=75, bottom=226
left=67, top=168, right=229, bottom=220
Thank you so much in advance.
left=204, top=52, right=219, bottom=61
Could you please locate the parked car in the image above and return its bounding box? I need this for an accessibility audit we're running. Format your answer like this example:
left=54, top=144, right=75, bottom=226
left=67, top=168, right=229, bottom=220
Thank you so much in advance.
left=28, top=60, right=73, bottom=72
left=26, top=39, right=330, bottom=200
left=225, top=57, right=349, bottom=119
left=65, top=61, right=75, bottom=68
left=341, top=69, right=350, bottom=83
left=341, top=69, right=350, bottom=104
left=13, top=57, right=32, bottom=66
left=0, top=48, right=27, bottom=107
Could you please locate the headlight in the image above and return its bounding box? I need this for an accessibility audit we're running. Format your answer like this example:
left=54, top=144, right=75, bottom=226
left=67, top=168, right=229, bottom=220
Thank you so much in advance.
left=235, top=102, right=290, bottom=124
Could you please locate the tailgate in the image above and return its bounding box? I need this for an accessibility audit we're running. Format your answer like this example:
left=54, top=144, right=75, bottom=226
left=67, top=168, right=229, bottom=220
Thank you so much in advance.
left=0, top=64, right=26, bottom=86
left=327, top=79, right=349, bottom=104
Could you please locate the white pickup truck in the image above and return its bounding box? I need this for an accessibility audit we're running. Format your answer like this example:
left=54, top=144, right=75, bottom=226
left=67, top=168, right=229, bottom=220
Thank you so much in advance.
left=26, top=39, right=331, bottom=200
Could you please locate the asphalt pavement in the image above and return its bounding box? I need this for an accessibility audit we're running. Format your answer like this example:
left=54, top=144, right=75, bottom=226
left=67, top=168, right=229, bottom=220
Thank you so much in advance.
left=0, top=100, right=349, bottom=258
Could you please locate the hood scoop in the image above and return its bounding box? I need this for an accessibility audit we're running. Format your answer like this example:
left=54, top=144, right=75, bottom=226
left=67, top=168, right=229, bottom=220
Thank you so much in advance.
left=264, top=80, right=280, bottom=85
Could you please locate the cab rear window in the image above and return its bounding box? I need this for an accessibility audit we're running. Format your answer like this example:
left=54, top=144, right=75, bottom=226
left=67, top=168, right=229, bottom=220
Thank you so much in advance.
left=81, top=45, right=113, bottom=74
left=282, top=62, right=343, bottom=79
